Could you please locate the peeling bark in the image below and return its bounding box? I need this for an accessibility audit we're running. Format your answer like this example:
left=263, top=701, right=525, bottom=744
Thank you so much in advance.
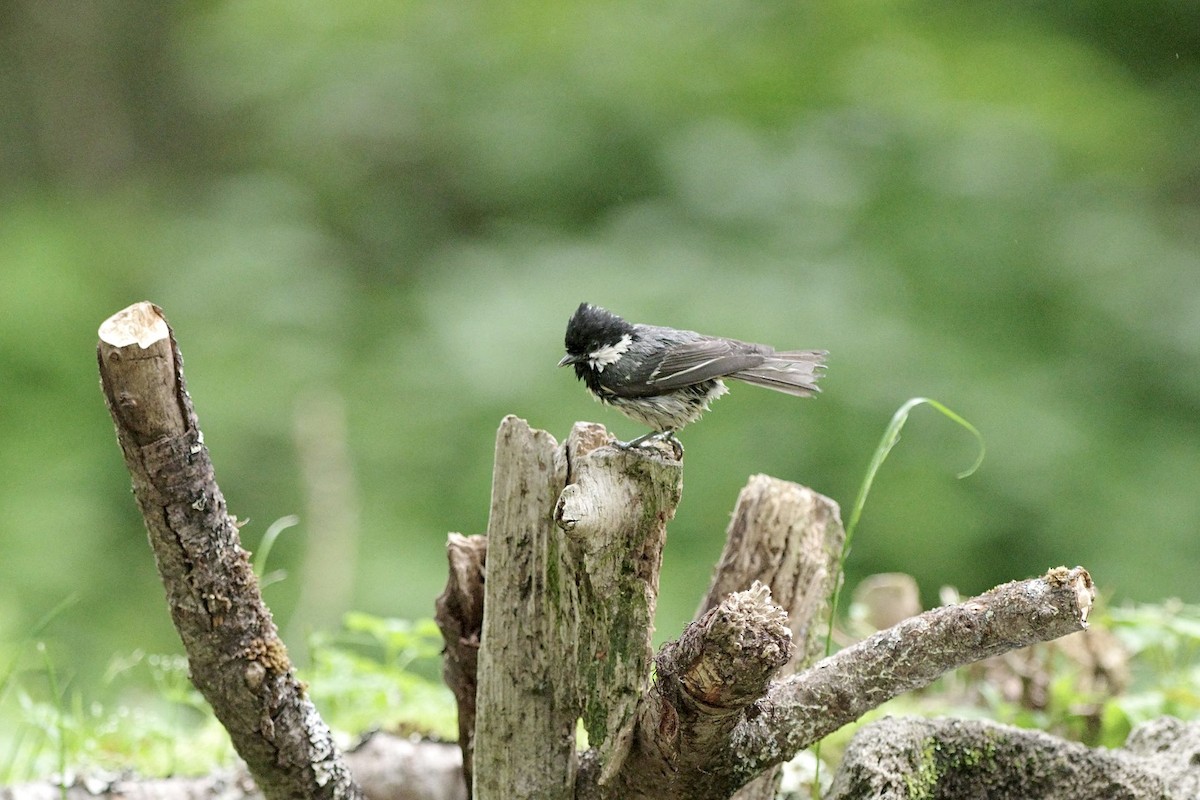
left=434, top=533, right=487, bottom=797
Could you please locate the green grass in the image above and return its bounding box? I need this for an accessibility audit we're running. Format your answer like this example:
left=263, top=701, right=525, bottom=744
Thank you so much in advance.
left=810, top=398, right=984, bottom=794
left=0, top=610, right=455, bottom=784
left=823, top=397, right=985, bottom=659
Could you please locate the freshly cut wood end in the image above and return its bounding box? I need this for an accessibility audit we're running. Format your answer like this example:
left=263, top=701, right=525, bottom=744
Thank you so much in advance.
left=1046, top=565, right=1095, bottom=625
left=98, top=301, right=169, bottom=349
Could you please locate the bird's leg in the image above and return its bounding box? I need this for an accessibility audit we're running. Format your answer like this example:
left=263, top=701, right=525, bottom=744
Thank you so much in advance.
left=620, top=430, right=665, bottom=448
left=616, top=430, right=683, bottom=458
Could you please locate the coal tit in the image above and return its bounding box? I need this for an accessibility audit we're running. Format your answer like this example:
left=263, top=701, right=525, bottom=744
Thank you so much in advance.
left=558, top=303, right=826, bottom=450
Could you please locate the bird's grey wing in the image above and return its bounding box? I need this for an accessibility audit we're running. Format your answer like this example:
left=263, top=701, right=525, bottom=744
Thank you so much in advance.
left=638, top=337, right=767, bottom=391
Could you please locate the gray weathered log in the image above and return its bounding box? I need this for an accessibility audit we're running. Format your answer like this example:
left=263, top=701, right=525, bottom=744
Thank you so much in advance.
left=96, top=302, right=362, bottom=800
left=470, top=417, right=572, bottom=800
left=471, top=418, right=683, bottom=800
left=827, top=715, right=1200, bottom=799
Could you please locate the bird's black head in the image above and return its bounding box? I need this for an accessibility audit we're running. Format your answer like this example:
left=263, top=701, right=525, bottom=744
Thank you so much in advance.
left=559, top=303, right=635, bottom=380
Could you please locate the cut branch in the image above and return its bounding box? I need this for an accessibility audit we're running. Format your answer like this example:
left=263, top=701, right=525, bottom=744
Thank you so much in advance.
left=731, top=566, right=1096, bottom=784
left=96, top=302, right=362, bottom=800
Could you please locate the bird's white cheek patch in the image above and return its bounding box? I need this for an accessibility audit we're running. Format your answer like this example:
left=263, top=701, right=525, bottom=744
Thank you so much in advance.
left=588, top=334, right=632, bottom=373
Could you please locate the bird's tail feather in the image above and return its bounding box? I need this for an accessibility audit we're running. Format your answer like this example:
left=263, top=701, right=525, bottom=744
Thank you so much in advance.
left=732, top=350, right=827, bottom=398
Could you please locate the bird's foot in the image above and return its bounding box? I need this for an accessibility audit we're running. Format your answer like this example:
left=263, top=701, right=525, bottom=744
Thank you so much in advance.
left=616, top=430, right=683, bottom=459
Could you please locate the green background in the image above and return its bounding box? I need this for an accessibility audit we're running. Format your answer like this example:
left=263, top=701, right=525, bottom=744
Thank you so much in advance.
left=1, top=1, right=1197, bottom=704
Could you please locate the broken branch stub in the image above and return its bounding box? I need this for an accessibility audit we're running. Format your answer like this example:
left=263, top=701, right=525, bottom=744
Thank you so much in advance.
left=579, top=582, right=792, bottom=800
left=434, top=533, right=487, bottom=798
left=700, top=475, right=844, bottom=669
left=698, top=475, right=845, bottom=800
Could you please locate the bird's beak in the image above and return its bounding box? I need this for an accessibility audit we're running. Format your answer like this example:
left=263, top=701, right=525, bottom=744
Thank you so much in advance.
left=557, top=354, right=579, bottom=368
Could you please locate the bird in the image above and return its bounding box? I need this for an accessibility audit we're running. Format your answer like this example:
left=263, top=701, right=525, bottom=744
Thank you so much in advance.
left=558, top=302, right=826, bottom=451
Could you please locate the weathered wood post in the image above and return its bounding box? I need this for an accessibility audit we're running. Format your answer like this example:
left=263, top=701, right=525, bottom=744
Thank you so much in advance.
left=470, top=418, right=682, bottom=799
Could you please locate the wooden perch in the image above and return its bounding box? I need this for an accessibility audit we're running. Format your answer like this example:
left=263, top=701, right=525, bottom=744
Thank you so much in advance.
left=470, top=418, right=683, bottom=799
left=440, top=417, right=1097, bottom=798
left=96, top=302, right=363, bottom=800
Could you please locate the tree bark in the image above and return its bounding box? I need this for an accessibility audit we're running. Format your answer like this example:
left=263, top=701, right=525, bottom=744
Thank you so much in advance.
left=471, top=418, right=683, bottom=800
left=826, top=716, right=1182, bottom=799
left=574, top=566, right=1093, bottom=799
left=96, top=302, right=363, bottom=800
left=434, top=533, right=487, bottom=798
left=580, top=583, right=793, bottom=800
left=699, top=474, right=845, bottom=669
left=470, top=417, right=573, bottom=800
left=730, top=567, right=1096, bottom=787
left=697, top=475, right=845, bottom=800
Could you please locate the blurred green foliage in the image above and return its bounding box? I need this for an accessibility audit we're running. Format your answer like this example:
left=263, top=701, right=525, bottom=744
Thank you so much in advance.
left=0, top=613, right=454, bottom=782
left=0, top=0, right=1198, bottom=735
left=4, top=602, right=1198, bottom=785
